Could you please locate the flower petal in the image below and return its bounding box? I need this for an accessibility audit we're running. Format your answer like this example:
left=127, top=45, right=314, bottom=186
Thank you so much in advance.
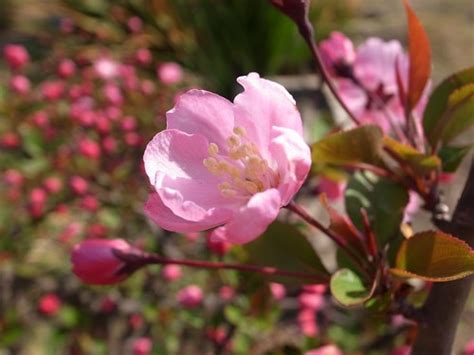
left=144, top=193, right=231, bottom=233
left=144, top=129, right=237, bottom=221
left=269, top=127, right=311, bottom=205
left=167, top=89, right=234, bottom=152
left=215, top=188, right=281, bottom=244
left=233, top=73, right=303, bottom=157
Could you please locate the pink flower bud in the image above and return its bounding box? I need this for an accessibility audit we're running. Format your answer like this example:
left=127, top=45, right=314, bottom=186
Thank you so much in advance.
left=70, top=176, right=89, bottom=195
left=121, top=115, right=137, bottom=131
left=105, top=106, right=121, bottom=120
left=71, top=238, right=132, bottom=285
left=298, top=292, right=324, bottom=311
left=41, top=80, right=65, bottom=101
left=4, top=169, right=24, bottom=186
left=38, top=293, right=61, bottom=316
left=80, top=195, right=99, bottom=212
left=0, top=132, right=20, bottom=148
left=3, top=44, right=29, bottom=70
left=102, top=136, right=118, bottom=154
left=78, top=137, right=101, bottom=159
left=206, top=230, right=231, bottom=256
left=464, top=339, right=474, bottom=355
left=132, top=337, right=152, bottom=355
left=318, top=177, right=346, bottom=200
left=157, top=62, right=183, bottom=85
left=270, top=283, right=286, bottom=300
left=140, top=80, right=155, bottom=95
left=219, top=285, right=235, bottom=301
left=30, top=187, right=47, bottom=205
left=177, top=285, right=203, bottom=308
left=305, top=345, right=343, bottom=355
left=57, top=59, right=76, bottom=78
left=302, top=284, right=327, bottom=294
left=135, top=48, right=152, bottom=66
left=99, top=296, right=117, bottom=313
left=129, top=313, right=144, bottom=329
left=9, top=75, right=31, bottom=95
left=31, top=111, right=49, bottom=127
left=391, top=346, right=412, bottom=355
left=59, top=222, right=82, bottom=243
left=127, top=16, right=143, bottom=33
left=161, top=264, right=182, bottom=281
left=124, top=132, right=142, bottom=147
left=297, top=308, right=318, bottom=337
left=94, top=58, right=119, bottom=80
left=103, top=83, right=123, bottom=105
left=43, top=176, right=63, bottom=193
left=87, top=224, right=108, bottom=238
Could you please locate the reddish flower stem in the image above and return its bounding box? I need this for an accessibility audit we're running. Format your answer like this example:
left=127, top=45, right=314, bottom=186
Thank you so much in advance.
left=113, top=249, right=330, bottom=283
left=286, top=201, right=369, bottom=276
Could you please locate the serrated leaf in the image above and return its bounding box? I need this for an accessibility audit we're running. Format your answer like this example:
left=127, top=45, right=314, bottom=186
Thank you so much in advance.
left=423, top=66, right=474, bottom=146
left=438, top=145, right=472, bottom=173
left=402, top=0, right=432, bottom=112
left=345, top=172, right=408, bottom=247
left=312, top=125, right=383, bottom=168
left=384, top=136, right=441, bottom=175
left=330, top=268, right=373, bottom=307
left=390, top=231, right=474, bottom=281
left=244, top=221, right=329, bottom=284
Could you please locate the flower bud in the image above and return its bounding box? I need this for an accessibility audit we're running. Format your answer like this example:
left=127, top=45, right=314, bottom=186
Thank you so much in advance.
left=157, top=62, right=183, bottom=85
left=3, top=44, right=29, bottom=70
left=132, top=337, right=152, bottom=355
left=38, top=293, right=61, bottom=316
left=9, top=75, right=31, bottom=95
left=71, top=238, right=132, bottom=285
left=177, top=285, right=203, bottom=308
left=57, top=59, right=76, bottom=78
left=161, top=264, right=182, bottom=281
left=305, top=345, right=342, bottom=355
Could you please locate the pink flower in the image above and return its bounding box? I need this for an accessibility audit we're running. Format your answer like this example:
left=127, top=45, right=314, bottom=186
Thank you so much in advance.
left=9, top=75, right=31, bottom=95
left=4, top=169, right=24, bottom=186
left=121, top=115, right=137, bottom=131
left=270, top=282, right=286, bottom=300
left=30, top=187, right=47, bottom=205
left=403, top=191, right=422, bottom=223
left=318, top=177, right=346, bottom=200
left=31, top=111, right=49, bottom=127
left=38, top=293, right=61, bottom=316
left=41, top=80, right=65, bottom=101
left=161, top=264, right=182, bottom=281
left=3, top=44, right=29, bottom=70
left=103, top=83, right=123, bottom=106
left=298, top=292, right=324, bottom=310
left=132, top=337, right=152, bottom=355
left=298, top=308, right=318, bottom=337
left=43, top=176, right=63, bottom=193
left=206, top=230, right=232, bottom=256
left=305, top=345, right=342, bottom=355
left=80, top=195, right=99, bottom=212
left=157, top=62, right=183, bottom=85
left=71, top=238, right=132, bottom=285
left=135, top=48, right=152, bottom=66
left=177, top=285, right=203, bottom=308
left=127, top=16, right=143, bottom=33
left=144, top=73, right=311, bottom=244
left=57, top=59, right=76, bottom=78
left=78, top=137, right=101, bottom=159
left=391, top=346, right=412, bottom=355
left=0, top=132, right=20, bottom=148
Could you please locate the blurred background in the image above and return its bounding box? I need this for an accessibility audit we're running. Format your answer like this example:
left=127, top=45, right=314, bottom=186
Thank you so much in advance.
left=0, top=0, right=472, bottom=354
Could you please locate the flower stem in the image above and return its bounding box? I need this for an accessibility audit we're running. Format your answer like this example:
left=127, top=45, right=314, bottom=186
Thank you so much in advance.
left=286, top=201, right=369, bottom=275
left=113, top=249, right=329, bottom=283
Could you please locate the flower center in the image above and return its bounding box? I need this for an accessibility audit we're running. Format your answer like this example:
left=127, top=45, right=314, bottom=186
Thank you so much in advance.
left=203, top=126, right=276, bottom=198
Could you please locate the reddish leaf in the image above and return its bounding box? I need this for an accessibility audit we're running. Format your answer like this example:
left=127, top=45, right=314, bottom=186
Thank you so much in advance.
left=402, top=0, right=432, bottom=112
left=390, top=231, right=474, bottom=281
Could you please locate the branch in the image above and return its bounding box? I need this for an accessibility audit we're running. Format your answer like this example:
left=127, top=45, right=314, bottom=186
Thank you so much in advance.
left=412, top=158, right=474, bottom=354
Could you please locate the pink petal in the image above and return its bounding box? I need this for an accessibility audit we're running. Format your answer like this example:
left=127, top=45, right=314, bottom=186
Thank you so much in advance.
left=167, top=89, right=234, bottom=152
left=144, top=193, right=230, bottom=233
left=215, top=188, right=282, bottom=244
left=144, top=129, right=236, bottom=221
left=319, top=31, right=356, bottom=74
left=355, top=38, right=404, bottom=93
left=269, top=127, right=311, bottom=205
left=233, top=73, right=303, bottom=157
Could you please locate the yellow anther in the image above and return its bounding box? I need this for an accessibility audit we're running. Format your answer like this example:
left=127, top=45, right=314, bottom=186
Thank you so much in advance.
left=243, top=181, right=259, bottom=194
left=220, top=189, right=238, bottom=198
left=203, top=157, right=217, bottom=169
left=233, top=126, right=246, bottom=136
left=218, top=181, right=232, bottom=190
left=229, top=146, right=246, bottom=160
left=226, top=135, right=241, bottom=147
left=208, top=143, right=219, bottom=156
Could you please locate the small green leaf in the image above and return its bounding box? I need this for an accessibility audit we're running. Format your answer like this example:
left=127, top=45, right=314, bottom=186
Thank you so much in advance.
left=423, top=66, right=474, bottom=147
left=330, top=268, right=372, bottom=307
left=391, top=231, right=474, bottom=281
left=244, top=221, right=329, bottom=284
left=438, top=145, right=472, bottom=173
left=345, top=172, right=408, bottom=247
left=312, top=125, right=383, bottom=168
left=384, top=136, right=441, bottom=175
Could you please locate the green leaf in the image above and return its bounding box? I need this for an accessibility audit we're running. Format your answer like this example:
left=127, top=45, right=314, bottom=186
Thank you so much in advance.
left=391, top=231, right=474, bottom=281
left=330, top=268, right=373, bottom=307
left=312, top=125, right=383, bottom=168
left=384, top=136, right=441, bottom=175
left=244, top=221, right=329, bottom=284
left=438, top=145, right=472, bottom=173
left=423, top=66, right=474, bottom=147
left=345, top=172, right=409, bottom=247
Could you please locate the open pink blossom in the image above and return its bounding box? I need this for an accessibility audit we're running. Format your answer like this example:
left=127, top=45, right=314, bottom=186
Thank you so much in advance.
left=144, top=73, right=311, bottom=244
left=305, top=345, right=342, bottom=355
